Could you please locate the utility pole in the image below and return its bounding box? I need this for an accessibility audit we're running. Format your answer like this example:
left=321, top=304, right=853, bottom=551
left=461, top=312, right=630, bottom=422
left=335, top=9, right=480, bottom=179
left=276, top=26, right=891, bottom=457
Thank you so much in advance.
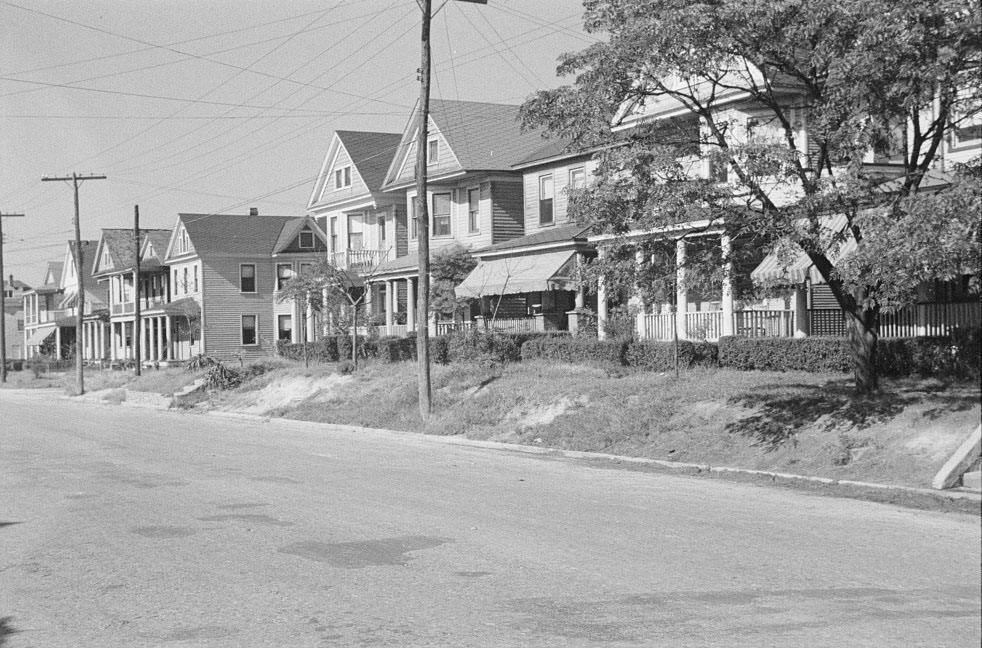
left=133, top=204, right=142, bottom=376
left=415, top=0, right=486, bottom=418
left=0, top=211, right=26, bottom=383
left=41, top=172, right=106, bottom=396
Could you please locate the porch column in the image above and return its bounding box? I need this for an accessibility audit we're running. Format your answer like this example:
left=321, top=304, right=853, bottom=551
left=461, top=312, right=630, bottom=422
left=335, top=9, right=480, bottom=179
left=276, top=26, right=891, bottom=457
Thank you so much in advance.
left=97, top=322, right=103, bottom=361
left=721, top=233, right=735, bottom=336
left=596, top=247, right=608, bottom=339
left=154, top=317, right=163, bottom=361
left=364, top=283, right=373, bottom=318
left=55, top=327, right=62, bottom=359
left=305, top=301, right=315, bottom=343
left=405, top=277, right=416, bottom=332
left=165, top=315, right=173, bottom=360
left=110, top=323, right=117, bottom=362
left=794, top=285, right=809, bottom=337
left=628, top=247, right=645, bottom=310
left=676, top=238, right=689, bottom=340
left=385, top=280, right=394, bottom=328
left=291, top=305, right=300, bottom=344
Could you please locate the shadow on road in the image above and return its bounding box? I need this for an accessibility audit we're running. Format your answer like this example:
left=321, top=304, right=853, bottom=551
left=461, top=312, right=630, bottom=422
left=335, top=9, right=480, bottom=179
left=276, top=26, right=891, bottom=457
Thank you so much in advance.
left=0, top=617, right=18, bottom=647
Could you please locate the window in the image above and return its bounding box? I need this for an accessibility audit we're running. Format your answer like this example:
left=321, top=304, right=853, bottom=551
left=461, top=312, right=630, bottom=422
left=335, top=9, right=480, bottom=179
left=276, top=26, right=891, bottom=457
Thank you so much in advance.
left=538, top=174, right=554, bottom=225
left=276, top=263, right=293, bottom=290
left=277, top=315, right=293, bottom=342
left=299, top=262, right=313, bottom=277
left=569, top=167, right=586, bottom=190
left=379, top=213, right=386, bottom=243
left=347, top=213, right=364, bottom=251
left=468, top=187, right=480, bottom=233
left=182, top=268, right=188, bottom=294
left=952, top=123, right=982, bottom=149
left=299, top=229, right=315, bottom=249
left=239, top=264, right=256, bottom=293
left=334, top=166, right=351, bottom=189
left=432, top=192, right=451, bottom=237
left=192, top=265, right=198, bottom=293
left=329, top=217, right=338, bottom=254
left=427, top=139, right=439, bottom=165
left=173, top=270, right=179, bottom=295
left=410, top=198, right=418, bottom=240
left=241, top=315, right=257, bottom=345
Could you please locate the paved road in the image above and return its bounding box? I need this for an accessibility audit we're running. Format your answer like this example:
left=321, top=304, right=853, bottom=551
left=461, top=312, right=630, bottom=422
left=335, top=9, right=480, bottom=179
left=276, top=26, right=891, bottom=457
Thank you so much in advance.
left=1, top=389, right=979, bottom=647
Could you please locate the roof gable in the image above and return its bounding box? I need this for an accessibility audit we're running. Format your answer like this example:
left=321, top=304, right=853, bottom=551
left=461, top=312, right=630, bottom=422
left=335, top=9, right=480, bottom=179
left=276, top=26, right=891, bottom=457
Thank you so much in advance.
left=167, top=213, right=304, bottom=260
left=382, top=99, right=548, bottom=190
left=272, top=216, right=329, bottom=255
left=308, top=130, right=401, bottom=210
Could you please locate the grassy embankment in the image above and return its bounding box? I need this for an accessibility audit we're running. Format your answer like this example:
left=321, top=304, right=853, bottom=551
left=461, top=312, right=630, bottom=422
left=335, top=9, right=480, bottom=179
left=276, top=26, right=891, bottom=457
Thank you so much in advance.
left=5, top=357, right=979, bottom=494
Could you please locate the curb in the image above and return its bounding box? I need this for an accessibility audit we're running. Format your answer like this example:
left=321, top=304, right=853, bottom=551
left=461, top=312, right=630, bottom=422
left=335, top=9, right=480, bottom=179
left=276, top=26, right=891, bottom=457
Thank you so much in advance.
left=9, top=388, right=979, bottom=508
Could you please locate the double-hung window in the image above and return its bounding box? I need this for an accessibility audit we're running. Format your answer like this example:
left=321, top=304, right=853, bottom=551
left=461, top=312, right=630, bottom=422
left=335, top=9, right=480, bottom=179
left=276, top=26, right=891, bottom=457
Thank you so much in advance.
left=538, top=174, right=554, bottom=225
left=329, top=217, right=338, bottom=255
left=192, top=265, right=198, bottom=293
left=276, top=263, right=293, bottom=290
left=277, top=314, right=292, bottom=342
left=427, top=140, right=439, bottom=165
left=241, top=315, right=257, bottom=345
left=347, top=214, right=364, bottom=250
left=432, top=193, right=451, bottom=237
left=569, top=167, right=586, bottom=190
left=410, top=198, right=419, bottom=240
left=334, top=166, right=351, bottom=189
left=240, top=264, right=256, bottom=293
left=467, top=187, right=480, bottom=233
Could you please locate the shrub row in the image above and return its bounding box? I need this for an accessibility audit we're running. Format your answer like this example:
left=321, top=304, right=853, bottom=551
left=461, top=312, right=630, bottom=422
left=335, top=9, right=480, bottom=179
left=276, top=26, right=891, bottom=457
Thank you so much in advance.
left=277, top=328, right=980, bottom=379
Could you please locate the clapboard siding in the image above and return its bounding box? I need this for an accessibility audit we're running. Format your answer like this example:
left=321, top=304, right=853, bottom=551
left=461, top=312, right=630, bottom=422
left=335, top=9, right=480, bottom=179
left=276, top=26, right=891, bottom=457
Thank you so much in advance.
left=393, top=203, right=408, bottom=258
left=202, top=256, right=278, bottom=362
left=490, top=180, right=525, bottom=244
left=318, top=144, right=370, bottom=204
left=522, top=158, right=596, bottom=234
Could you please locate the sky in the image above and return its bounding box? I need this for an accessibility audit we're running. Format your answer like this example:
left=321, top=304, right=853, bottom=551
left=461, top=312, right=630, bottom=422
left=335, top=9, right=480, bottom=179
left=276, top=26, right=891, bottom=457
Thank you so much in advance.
left=0, top=0, right=598, bottom=285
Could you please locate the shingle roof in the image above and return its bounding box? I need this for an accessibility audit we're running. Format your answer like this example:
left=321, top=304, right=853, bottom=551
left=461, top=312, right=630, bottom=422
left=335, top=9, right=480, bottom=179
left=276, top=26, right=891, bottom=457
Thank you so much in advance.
left=429, top=99, right=547, bottom=170
left=376, top=252, right=420, bottom=274
left=69, top=240, right=100, bottom=284
left=97, top=229, right=170, bottom=274
left=477, top=224, right=592, bottom=254
left=144, top=230, right=172, bottom=263
left=336, top=130, right=402, bottom=191
left=174, top=213, right=303, bottom=258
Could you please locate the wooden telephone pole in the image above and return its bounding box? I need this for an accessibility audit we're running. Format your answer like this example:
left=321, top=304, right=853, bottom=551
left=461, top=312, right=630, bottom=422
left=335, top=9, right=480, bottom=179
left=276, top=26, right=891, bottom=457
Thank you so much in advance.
left=133, top=205, right=142, bottom=376
left=415, top=0, right=486, bottom=418
left=41, top=172, right=106, bottom=396
left=0, top=211, right=26, bottom=383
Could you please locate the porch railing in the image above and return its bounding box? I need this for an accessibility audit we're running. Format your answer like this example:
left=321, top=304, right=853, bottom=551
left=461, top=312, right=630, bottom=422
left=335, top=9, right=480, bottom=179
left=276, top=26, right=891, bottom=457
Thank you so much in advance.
left=482, top=317, right=540, bottom=333
left=434, top=320, right=475, bottom=336
left=733, top=310, right=796, bottom=338
left=331, top=248, right=389, bottom=271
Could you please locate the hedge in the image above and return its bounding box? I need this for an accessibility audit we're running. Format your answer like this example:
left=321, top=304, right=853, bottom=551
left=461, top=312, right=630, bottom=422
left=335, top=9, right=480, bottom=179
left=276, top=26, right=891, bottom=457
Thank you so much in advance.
left=717, top=336, right=850, bottom=373
left=877, top=330, right=980, bottom=379
left=625, top=339, right=719, bottom=371
left=521, top=336, right=627, bottom=365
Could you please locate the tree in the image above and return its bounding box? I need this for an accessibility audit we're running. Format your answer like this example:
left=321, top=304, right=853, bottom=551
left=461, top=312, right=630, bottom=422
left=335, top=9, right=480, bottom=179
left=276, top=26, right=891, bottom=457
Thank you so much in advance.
left=277, top=258, right=385, bottom=370
left=521, top=0, right=982, bottom=393
left=430, top=244, right=477, bottom=322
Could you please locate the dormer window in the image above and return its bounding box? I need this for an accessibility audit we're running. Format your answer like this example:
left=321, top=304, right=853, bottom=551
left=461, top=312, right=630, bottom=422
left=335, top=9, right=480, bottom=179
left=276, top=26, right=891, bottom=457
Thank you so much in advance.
left=176, top=227, right=190, bottom=255
left=427, top=139, right=439, bottom=165
left=299, top=229, right=315, bottom=249
left=334, top=166, right=351, bottom=189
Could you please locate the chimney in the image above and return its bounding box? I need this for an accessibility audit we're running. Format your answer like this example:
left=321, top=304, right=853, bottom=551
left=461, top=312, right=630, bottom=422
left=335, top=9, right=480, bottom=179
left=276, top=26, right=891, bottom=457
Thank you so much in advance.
left=249, top=207, right=259, bottom=216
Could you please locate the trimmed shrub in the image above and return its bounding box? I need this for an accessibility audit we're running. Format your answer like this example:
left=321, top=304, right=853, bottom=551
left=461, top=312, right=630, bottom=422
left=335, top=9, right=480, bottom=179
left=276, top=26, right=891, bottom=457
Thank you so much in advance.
left=521, top=335, right=627, bottom=366
left=378, top=336, right=417, bottom=363
left=431, top=335, right=451, bottom=365
left=275, top=340, right=340, bottom=363
left=879, top=329, right=981, bottom=379
left=718, top=336, right=851, bottom=373
left=625, top=339, right=719, bottom=371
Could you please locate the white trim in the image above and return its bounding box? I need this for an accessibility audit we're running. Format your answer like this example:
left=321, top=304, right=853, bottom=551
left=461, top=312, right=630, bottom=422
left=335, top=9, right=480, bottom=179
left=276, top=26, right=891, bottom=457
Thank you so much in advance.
left=240, top=314, right=259, bottom=346
left=239, top=263, right=257, bottom=293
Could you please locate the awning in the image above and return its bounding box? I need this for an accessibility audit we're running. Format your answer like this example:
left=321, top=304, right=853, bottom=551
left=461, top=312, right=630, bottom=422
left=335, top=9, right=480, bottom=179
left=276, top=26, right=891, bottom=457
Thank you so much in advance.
left=24, top=326, right=56, bottom=347
left=455, top=251, right=578, bottom=298
left=751, top=214, right=857, bottom=286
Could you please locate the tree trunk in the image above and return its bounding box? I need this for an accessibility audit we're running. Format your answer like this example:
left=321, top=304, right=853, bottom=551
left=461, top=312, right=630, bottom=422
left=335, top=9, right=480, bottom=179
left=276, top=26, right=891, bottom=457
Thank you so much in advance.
left=845, top=308, right=879, bottom=395
left=351, top=303, right=358, bottom=370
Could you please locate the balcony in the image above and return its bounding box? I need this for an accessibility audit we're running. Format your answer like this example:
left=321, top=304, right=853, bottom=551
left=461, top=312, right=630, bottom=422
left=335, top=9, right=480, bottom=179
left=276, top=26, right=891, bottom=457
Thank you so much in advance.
left=331, top=248, right=389, bottom=271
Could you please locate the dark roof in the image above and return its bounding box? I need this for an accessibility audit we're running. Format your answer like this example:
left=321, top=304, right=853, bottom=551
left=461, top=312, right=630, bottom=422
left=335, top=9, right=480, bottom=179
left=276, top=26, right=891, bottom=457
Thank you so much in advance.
left=336, top=130, right=402, bottom=191
left=100, top=229, right=139, bottom=271
left=144, top=230, right=172, bottom=263
left=429, top=99, right=548, bottom=170
left=2, top=277, right=30, bottom=290
left=69, top=240, right=100, bottom=284
left=173, top=213, right=303, bottom=258
left=376, top=252, right=420, bottom=274
left=477, top=224, right=592, bottom=253
left=512, top=138, right=583, bottom=167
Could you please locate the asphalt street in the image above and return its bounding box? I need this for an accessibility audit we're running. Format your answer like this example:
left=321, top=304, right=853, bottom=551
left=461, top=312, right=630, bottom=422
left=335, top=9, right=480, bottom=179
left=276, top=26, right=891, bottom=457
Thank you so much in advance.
left=1, top=389, right=980, bottom=647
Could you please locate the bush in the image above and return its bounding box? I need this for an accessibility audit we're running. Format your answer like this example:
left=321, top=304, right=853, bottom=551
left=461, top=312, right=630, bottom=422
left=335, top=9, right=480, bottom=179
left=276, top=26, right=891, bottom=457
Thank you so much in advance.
left=204, top=362, right=242, bottom=390
left=718, top=336, right=851, bottom=373
left=521, top=336, right=627, bottom=366
left=378, top=336, right=417, bottom=363
left=625, top=339, right=718, bottom=371
left=878, top=329, right=981, bottom=379
left=275, top=340, right=340, bottom=363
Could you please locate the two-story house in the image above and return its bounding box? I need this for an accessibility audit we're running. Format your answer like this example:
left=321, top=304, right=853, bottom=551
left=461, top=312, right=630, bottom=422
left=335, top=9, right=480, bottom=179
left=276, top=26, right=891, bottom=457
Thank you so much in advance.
left=3, top=275, right=31, bottom=361
left=162, top=211, right=328, bottom=362
left=455, top=139, right=598, bottom=332
left=367, top=99, right=550, bottom=334
left=22, top=242, right=108, bottom=360
left=91, top=228, right=173, bottom=365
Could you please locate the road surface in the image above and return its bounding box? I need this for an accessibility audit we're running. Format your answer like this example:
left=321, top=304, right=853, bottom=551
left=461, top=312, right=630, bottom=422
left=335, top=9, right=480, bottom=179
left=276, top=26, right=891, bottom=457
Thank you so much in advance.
left=1, top=389, right=979, bottom=647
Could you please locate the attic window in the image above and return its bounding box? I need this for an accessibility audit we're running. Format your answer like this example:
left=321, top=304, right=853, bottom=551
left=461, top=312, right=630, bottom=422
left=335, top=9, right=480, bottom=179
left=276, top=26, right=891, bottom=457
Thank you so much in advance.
left=299, top=229, right=315, bottom=249
left=334, top=166, right=351, bottom=189
left=427, top=139, right=439, bottom=165
left=177, top=227, right=190, bottom=254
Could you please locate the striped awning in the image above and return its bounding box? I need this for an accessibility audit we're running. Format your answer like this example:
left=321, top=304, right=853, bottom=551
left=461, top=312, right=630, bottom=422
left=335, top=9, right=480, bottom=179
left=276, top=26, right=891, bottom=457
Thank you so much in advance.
left=455, top=251, right=578, bottom=298
left=751, top=214, right=857, bottom=286
left=24, top=325, right=56, bottom=347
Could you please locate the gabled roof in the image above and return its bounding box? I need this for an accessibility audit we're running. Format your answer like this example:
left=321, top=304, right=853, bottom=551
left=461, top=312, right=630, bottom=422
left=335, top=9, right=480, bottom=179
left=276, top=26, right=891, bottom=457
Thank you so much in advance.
left=382, top=99, right=548, bottom=189
left=67, top=240, right=100, bottom=286
left=167, top=213, right=308, bottom=259
left=93, top=229, right=170, bottom=276
left=337, top=130, right=403, bottom=190
left=140, top=230, right=173, bottom=269
left=3, top=277, right=31, bottom=291
left=271, top=216, right=328, bottom=255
